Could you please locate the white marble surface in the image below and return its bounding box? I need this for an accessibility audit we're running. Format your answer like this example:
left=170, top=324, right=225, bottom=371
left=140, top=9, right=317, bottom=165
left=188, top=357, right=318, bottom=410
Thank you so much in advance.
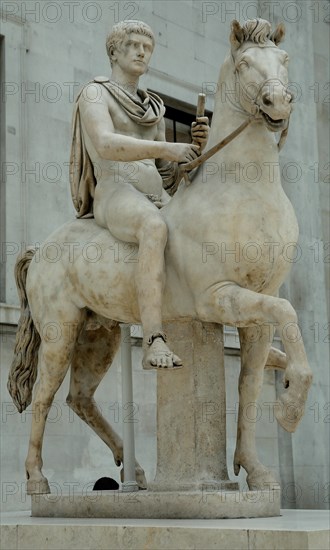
left=1, top=509, right=329, bottom=550
left=30, top=488, right=280, bottom=519
left=1, top=508, right=329, bottom=530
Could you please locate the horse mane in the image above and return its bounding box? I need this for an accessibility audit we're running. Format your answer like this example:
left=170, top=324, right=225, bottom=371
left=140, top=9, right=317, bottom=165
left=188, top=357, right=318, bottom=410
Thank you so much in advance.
left=241, top=19, right=272, bottom=44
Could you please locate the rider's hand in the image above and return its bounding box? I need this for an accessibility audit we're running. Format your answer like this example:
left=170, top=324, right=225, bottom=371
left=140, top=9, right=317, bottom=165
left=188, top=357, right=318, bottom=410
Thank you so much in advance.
left=191, top=116, right=209, bottom=151
left=165, top=143, right=200, bottom=163
left=153, top=190, right=171, bottom=209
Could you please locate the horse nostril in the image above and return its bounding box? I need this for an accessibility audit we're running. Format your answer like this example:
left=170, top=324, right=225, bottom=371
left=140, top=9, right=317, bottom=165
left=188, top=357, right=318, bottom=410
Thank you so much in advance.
left=262, top=93, right=273, bottom=107
left=285, top=89, right=294, bottom=103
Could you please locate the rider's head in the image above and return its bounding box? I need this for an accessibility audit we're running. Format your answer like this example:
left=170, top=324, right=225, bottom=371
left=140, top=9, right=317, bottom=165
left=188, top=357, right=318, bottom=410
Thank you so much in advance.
left=106, top=21, right=155, bottom=66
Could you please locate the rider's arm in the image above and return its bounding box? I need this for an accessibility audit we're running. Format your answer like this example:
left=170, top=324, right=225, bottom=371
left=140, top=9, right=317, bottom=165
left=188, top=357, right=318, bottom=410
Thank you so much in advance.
left=155, top=118, right=173, bottom=171
left=78, top=84, right=198, bottom=163
left=154, top=119, right=181, bottom=196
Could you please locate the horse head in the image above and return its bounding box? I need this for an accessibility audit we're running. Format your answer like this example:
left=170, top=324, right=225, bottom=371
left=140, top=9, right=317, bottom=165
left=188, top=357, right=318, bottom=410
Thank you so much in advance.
left=230, top=19, right=293, bottom=132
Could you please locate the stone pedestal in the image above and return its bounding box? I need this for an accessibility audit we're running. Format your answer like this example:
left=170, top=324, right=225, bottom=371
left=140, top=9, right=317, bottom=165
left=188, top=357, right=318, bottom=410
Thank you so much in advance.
left=153, top=320, right=237, bottom=492
left=31, top=489, right=280, bottom=519
left=9, top=509, right=328, bottom=549
left=30, top=319, right=282, bottom=519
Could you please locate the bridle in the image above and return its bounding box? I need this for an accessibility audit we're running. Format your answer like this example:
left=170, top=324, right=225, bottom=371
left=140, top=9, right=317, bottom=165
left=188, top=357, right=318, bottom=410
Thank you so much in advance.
left=231, top=44, right=291, bottom=115
left=180, top=45, right=291, bottom=182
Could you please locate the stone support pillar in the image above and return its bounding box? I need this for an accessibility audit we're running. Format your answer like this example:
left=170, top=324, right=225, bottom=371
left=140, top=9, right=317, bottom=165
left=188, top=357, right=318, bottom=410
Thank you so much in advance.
left=152, top=320, right=237, bottom=492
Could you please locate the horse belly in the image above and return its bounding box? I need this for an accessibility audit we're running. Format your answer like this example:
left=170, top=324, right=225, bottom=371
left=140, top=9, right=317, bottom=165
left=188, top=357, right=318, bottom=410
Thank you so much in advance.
left=25, top=221, right=141, bottom=325
left=70, top=244, right=141, bottom=323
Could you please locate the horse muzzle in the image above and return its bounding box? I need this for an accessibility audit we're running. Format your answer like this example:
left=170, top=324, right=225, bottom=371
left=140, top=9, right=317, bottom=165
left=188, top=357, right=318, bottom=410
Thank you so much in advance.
left=258, top=82, right=293, bottom=132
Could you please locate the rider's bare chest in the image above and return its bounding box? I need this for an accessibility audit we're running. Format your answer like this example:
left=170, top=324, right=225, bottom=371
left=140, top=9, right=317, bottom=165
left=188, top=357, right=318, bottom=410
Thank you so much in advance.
left=108, top=98, right=159, bottom=141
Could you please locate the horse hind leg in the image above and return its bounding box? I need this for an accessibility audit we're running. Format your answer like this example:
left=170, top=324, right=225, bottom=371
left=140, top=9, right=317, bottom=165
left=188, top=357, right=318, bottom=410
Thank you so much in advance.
left=25, top=307, right=83, bottom=494
left=66, top=323, right=147, bottom=489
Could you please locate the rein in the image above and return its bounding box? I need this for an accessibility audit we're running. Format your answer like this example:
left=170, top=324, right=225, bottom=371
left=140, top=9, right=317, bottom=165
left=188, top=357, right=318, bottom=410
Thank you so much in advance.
left=181, top=117, right=253, bottom=174
left=180, top=115, right=289, bottom=183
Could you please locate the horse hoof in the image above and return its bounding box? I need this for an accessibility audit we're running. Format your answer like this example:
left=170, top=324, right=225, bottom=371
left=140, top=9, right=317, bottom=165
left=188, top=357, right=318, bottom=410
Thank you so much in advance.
left=233, top=462, right=241, bottom=476
left=246, top=469, right=279, bottom=491
left=136, top=468, right=147, bottom=490
left=120, top=467, right=148, bottom=490
left=113, top=455, right=122, bottom=467
left=274, top=397, right=304, bottom=433
left=27, top=478, right=51, bottom=495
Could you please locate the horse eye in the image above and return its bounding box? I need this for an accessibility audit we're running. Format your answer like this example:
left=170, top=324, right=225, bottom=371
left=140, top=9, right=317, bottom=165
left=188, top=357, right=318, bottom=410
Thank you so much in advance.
left=238, top=60, right=249, bottom=70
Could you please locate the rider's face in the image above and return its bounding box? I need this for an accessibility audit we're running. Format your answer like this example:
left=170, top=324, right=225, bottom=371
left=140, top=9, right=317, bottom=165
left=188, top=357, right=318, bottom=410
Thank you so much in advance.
left=112, top=33, right=154, bottom=77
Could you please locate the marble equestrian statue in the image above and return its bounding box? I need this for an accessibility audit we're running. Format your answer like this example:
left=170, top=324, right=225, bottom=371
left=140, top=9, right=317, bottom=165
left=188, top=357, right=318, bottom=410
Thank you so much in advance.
left=8, top=19, right=313, bottom=495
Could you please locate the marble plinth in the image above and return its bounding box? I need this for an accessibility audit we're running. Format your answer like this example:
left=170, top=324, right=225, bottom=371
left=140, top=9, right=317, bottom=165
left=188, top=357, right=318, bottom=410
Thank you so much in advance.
left=155, top=322, right=233, bottom=492
left=1, top=510, right=329, bottom=550
left=30, top=489, right=280, bottom=519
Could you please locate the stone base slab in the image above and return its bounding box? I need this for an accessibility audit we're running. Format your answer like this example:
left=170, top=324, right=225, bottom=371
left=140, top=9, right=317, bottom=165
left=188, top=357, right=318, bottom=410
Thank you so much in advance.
left=1, top=510, right=329, bottom=550
left=31, top=489, right=280, bottom=519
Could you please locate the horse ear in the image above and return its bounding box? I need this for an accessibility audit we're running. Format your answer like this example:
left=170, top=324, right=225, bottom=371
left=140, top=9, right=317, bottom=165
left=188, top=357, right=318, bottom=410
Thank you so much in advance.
left=270, top=22, right=285, bottom=46
left=230, top=20, right=244, bottom=49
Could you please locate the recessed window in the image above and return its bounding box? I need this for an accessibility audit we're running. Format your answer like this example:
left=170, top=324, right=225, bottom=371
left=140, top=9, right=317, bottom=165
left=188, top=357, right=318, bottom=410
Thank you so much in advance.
left=151, top=90, right=212, bottom=144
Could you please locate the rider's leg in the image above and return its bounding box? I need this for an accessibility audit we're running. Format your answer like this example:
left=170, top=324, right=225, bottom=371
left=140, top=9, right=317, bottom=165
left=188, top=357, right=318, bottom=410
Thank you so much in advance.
left=94, top=184, right=182, bottom=369
left=134, top=213, right=181, bottom=369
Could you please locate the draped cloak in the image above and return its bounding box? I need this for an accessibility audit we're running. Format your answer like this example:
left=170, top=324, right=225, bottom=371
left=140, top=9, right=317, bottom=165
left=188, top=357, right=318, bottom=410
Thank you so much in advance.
left=69, top=77, right=168, bottom=218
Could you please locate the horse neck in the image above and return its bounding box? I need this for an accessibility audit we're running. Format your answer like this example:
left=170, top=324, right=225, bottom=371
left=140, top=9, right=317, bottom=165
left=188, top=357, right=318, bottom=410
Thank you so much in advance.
left=207, top=57, right=245, bottom=141
left=206, top=56, right=279, bottom=167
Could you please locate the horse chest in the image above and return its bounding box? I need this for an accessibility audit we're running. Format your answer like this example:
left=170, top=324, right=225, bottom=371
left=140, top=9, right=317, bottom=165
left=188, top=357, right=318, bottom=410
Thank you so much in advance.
left=167, top=189, right=298, bottom=296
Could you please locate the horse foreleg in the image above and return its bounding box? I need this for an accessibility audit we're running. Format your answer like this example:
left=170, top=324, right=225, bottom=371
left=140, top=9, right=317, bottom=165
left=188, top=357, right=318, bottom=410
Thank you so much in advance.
left=234, top=325, right=279, bottom=490
left=66, top=324, right=147, bottom=489
left=200, top=283, right=312, bottom=432
left=265, top=346, right=287, bottom=370
left=25, top=312, right=81, bottom=494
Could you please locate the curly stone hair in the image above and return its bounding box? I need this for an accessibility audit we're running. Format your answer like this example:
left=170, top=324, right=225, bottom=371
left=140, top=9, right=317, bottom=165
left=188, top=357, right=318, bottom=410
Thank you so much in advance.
left=106, top=20, right=155, bottom=65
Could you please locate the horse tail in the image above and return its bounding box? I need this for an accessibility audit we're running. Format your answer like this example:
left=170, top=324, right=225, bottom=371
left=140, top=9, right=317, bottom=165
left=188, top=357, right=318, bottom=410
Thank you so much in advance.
left=7, top=249, right=41, bottom=413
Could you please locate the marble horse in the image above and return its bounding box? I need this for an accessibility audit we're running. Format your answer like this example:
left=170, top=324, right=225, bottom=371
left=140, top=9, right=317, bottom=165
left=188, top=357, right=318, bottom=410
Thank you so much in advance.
left=8, top=19, right=312, bottom=494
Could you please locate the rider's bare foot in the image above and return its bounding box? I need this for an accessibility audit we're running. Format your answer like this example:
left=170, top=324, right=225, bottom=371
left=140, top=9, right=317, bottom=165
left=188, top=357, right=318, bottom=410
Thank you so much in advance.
left=143, top=332, right=183, bottom=370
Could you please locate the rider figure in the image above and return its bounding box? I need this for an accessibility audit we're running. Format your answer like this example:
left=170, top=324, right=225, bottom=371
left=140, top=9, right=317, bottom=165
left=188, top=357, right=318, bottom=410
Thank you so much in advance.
left=74, top=20, right=209, bottom=369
